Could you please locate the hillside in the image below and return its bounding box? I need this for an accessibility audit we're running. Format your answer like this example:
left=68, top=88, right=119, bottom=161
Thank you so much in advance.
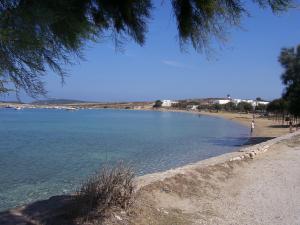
left=31, top=99, right=89, bottom=105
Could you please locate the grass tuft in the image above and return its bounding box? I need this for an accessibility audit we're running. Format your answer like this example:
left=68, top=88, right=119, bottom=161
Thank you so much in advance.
left=69, top=163, right=135, bottom=223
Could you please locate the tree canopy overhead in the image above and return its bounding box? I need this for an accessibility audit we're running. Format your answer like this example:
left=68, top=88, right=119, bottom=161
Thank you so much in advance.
left=0, top=0, right=293, bottom=97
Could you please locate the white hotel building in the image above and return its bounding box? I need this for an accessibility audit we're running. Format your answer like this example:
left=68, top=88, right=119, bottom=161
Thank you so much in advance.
left=161, top=100, right=178, bottom=107
left=213, top=97, right=269, bottom=107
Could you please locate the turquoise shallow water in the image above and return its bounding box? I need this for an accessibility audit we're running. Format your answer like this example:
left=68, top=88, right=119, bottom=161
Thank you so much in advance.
left=0, top=109, right=249, bottom=211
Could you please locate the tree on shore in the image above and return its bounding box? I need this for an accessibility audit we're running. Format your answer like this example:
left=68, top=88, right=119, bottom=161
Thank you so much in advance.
left=237, top=102, right=253, bottom=113
left=153, top=100, right=162, bottom=108
left=224, top=102, right=236, bottom=111
left=172, top=101, right=189, bottom=109
left=279, top=45, right=300, bottom=118
left=267, top=98, right=288, bottom=124
left=0, top=0, right=293, bottom=97
left=212, top=103, right=222, bottom=112
left=255, top=103, right=267, bottom=112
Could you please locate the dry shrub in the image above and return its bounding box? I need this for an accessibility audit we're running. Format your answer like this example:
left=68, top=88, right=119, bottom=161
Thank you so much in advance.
left=70, top=163, right=135, bottom=222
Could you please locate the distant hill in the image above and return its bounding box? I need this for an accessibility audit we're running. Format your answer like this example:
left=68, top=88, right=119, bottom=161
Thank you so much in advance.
left=31, top=99, right=88, bottom=105
left=0, top=100, right=23, bottom=104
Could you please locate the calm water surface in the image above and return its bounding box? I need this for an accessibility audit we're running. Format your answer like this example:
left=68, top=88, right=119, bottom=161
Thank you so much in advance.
left=0, top=109, right=249, bottom=211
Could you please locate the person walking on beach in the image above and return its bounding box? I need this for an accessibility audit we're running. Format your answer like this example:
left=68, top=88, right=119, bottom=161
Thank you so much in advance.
left=289, top=120, right=293, bottom=133
left=251, top=120, right=255, bottom=134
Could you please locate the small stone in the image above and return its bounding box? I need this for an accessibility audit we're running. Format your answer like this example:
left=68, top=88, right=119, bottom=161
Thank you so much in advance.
left=161, top=186, right=171, bottom=193
left=115, top=215, right=122, bottom=221
left=243, top=153, right=250, bottom=159
left=230, top=156, right=242, bottom=161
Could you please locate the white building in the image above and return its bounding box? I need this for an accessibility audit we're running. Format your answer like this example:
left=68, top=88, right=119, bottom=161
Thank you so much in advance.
left=233, top=99, right=269, bottom=107
left=253, top=100, right=269, bottom=107
left=212, top=95, right=232, bottom=105
left=213, top=97, right=269, bottom=107
left=161, top=100, right=178, bottom=107
left=187, top=105, right=199, bottom=110
left=212, top=99, right=231, bottom=105
left=191, top=105, right=199, bottom=110
left=244, top=99, right=255, bottom=105
left=232, top=99, right=242, bottom=104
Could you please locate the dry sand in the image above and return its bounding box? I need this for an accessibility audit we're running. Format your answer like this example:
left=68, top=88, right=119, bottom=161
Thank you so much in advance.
left=197, top=111, right=289, bottom=138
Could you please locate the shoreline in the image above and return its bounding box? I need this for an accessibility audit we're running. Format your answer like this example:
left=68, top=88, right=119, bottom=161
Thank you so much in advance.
left=1, top=128, right=298, bottom=224
left=136, top=129, right=299, bottom=189
left=0, top=102, right=291, bottom=138
left=0, top=108, right=294, bottom=224
left=135, top=109, right=291, bottom=188
left=131, top=130, right=300, bottom=225
left=151, top=108, right=290, bottom=138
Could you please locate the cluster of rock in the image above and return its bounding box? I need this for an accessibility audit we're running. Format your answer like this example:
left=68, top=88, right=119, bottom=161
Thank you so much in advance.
left=229, top=131, right=300, bottom=162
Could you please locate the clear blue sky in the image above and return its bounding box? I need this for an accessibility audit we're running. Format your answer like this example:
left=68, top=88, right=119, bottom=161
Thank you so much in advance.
left=2, top=1, right=300, bottom=102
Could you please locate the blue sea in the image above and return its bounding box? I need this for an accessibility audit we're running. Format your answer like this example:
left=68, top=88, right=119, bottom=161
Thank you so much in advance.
left=0, top=109, right=249, bottom=211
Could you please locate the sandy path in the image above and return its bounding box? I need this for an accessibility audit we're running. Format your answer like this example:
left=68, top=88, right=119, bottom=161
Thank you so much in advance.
left=208, top=136, right=300, bottom=225
left=131, top=133, right=300, bottom=225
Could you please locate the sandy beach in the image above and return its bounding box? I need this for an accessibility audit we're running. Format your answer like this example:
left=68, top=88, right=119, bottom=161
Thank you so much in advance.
left=130, top=131, right=300, bottom=225
left=124, top=112, right=299, bottom=225
left=197, top=111, right=289, bottom=138
left=2, top=1, right=299, bottom=224
left=155, top=109, right=290, bottom=141
left=0, top=111, right=299, bottom=225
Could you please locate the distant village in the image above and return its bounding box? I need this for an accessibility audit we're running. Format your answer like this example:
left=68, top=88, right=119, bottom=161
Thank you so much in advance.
left=0, top=95, right=270, bottom=112
left=154, top=95, right=269, bottom=113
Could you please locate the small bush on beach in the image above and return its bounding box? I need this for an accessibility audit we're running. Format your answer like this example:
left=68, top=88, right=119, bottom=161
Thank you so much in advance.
left=70, top=163, right=135, bottom=223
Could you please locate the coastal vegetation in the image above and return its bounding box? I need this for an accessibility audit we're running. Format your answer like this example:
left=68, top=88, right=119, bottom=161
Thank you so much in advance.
left=171, top=99, right=256, bottom=114
left=265, top=44, right=300, bottom=125
left=279, top=45, right=300, bottom=118
left=212, top=103, right=222, bottom=112
left=172, top=101, right=190, bottom=109
left=236, top=102, right=253, bottom=113
left=267, top=98, right=289, bottom=124
left=68, top=163, right=135, bottom=224
left=223, top=102, right=236, bottom=112
left=153, top=100, right=162, bottom=108
left=32, top=99, right=88, bottom=105
left=0, top=0, right=293, bottom=97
